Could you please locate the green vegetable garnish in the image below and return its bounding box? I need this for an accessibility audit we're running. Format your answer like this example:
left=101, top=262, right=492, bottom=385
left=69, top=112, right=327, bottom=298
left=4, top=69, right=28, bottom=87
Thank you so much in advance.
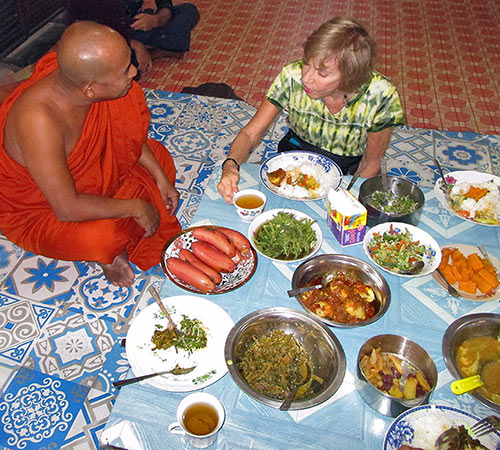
left=368, top=225, right=429, bottom=273
left=254, top=212, right=317, bottom=260
left=152, top=315, right=207, bottom=354
left=368, top=190, right=419, bottom=215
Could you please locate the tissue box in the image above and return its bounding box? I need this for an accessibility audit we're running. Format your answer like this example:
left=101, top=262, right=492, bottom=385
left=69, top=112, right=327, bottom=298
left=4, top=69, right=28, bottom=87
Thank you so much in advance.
left=327, top=188, right=367, bottom=247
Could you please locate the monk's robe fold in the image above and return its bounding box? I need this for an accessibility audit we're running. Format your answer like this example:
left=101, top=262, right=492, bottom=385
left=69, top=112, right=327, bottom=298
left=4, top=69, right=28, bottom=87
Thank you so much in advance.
left=0, top=52, right=181, bottom=270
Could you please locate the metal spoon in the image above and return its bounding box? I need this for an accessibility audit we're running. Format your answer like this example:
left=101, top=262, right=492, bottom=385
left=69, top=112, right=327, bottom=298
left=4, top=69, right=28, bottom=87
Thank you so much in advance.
left=148, top=285, right=182, bottom=336
left=399, top=260, right=425, bottom=275
left=434, top=157, right=452, bottom=203
left=279, top=364, right=312, bottom=411
left=435, top=267, right=460, bottom=297
left=345, top=173, right=360, bottom=192
left=380, top=157, right=394, bottom=208
left=113, top=364, right=196, bottom=388
left=287, top=273, right=335, bottom=297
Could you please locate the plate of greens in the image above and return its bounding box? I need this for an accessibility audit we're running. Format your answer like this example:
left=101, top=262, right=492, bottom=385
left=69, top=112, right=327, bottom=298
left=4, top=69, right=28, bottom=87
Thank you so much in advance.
left=248, top=208, right=322, bottom=263
left=363, top=222, right=441, bottom=277
left=125, top=295, right=234, bottom=391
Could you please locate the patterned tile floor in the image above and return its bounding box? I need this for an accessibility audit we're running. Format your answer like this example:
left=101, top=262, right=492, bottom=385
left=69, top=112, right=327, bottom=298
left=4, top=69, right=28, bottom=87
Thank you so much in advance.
left=0, top=91, right=498, bottom=449
left=139, top=0, right=500, bottom=136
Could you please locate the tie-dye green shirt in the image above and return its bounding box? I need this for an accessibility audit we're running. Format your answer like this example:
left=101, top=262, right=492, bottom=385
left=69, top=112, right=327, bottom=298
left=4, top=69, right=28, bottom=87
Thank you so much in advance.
left=266, top=60, right=405, bottom=157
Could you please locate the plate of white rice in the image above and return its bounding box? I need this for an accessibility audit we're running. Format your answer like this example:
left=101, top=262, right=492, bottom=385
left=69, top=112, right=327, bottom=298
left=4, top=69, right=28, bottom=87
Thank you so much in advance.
left=383, top=404, right=500, bottom=449
left=434, top=170, right=500, bottom=226
left=260, top=151, right=343, bottom=200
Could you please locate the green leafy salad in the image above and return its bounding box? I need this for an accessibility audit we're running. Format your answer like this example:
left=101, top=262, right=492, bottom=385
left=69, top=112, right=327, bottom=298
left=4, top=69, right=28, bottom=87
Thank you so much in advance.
left=253, top=212, right=317, bottom=260
left=367, top=225, right=428, bottom=273
left=367, top=190, right=419, bottom=215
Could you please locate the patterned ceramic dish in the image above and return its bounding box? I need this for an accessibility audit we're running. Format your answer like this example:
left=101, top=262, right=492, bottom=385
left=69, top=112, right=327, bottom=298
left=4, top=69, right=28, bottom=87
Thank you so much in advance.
left=161, top=226, right=257, bottom=294
left=383, top=404, right=500, bottom=449
left=432, top=244, right=500, bottom=301
left=259, top=150, right=342, bottom=201
left=434, top=170, right=500, bottom=226
left=125, top=295, right=234, bottom=391
left=248, top=208, right=322, bottom=264
left=363, top=222, right=441, bottom=278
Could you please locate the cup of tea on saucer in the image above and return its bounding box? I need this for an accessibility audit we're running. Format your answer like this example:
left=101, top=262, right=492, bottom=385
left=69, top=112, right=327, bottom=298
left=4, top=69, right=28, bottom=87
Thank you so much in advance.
left=233, top=189, right=266, bottom=222
left=168, top=392, right=225, bottom=448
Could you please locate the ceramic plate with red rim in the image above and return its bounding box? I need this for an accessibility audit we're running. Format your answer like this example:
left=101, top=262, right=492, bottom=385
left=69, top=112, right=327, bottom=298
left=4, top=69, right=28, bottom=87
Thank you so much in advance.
left=432, top=244, right=500, bottom=301
left=161, top=226, right=257, bottom=294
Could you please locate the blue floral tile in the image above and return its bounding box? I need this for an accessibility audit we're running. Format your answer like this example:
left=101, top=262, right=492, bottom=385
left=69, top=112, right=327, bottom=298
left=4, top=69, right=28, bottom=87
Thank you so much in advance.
left=0, top=367, right=90, bottom=450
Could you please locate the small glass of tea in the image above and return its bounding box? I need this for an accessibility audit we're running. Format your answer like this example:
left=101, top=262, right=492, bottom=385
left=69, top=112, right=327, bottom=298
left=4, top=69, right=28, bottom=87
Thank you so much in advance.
left=233, top=189, right=267, bottom=222
left=168, top=392, right=225, bottom=448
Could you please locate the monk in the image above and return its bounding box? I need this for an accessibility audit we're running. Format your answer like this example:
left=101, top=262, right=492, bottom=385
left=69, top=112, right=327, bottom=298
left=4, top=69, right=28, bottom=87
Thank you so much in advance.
left=0, top=21, right=181, bottom=287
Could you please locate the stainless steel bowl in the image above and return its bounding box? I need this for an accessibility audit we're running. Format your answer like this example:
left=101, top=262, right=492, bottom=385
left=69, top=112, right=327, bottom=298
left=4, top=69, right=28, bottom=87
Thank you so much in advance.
left=442, top=313, right=500, bottom=413
left=358, top=175, right=425, bottom=227
left=224, top=307, right=346, bottom=410
left=356, top=334, right=437, bottom=417
left=291, top=254, right=391, bottom=328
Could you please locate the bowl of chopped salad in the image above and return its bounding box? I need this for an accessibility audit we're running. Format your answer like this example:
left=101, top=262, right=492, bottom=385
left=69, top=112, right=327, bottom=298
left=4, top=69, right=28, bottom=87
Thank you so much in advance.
left=248, top=208, right=322, bottom=263
left=363, top=222, right=441, bottom=277
left=359, top=175, right=425, bottom=227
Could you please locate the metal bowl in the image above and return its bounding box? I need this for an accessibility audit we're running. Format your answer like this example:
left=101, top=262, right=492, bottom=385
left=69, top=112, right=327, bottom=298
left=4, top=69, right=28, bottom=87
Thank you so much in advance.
left=358, top=175, right=425, bottom=227
left=224, top=307, right=346, bottom=410
left=356, top=334, right=438, bottom=417
left=291, top=254, right=391, bottom=327
left=442, top=313, right=500, bottom=413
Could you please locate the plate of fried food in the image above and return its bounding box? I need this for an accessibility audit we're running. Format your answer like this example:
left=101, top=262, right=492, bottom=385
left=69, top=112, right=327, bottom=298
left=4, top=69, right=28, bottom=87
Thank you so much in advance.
left=433, top=244, right=500, bottom=301
left=260, top=150, right=342, bottom=200
left=161, top=225, right=257, bottom=294
left=125, top=295, right=234, bottom=391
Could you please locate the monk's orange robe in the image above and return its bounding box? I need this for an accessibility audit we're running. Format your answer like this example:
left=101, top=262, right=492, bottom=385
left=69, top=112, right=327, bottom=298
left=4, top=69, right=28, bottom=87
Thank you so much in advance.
left=0, top=53, right=181, bottom=270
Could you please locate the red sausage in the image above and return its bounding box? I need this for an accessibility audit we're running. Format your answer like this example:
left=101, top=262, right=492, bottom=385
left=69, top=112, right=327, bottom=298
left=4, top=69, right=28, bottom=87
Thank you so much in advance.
left=192, top=226, right=236, bottom=258
left=166, top=257, right=216, bottom=293
left=218, top=227, right=253, bottom=259
left=191, top=241, right=236, bottom=273
left=179, top=249, right=223, bottom=284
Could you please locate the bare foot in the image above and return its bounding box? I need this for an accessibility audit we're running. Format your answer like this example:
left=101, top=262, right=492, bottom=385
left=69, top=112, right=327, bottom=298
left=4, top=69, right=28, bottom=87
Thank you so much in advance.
left=99, top=252, right=135, bottom=287
left=150, top=48, right=184, bottom=60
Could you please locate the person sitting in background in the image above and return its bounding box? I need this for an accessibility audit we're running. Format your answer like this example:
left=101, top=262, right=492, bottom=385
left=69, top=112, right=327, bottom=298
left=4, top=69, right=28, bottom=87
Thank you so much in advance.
left=65, top=0, right=199, bottom=75
left=217, top=16, right=405, bottom=203
left=0, top=22, right=181, bottom=287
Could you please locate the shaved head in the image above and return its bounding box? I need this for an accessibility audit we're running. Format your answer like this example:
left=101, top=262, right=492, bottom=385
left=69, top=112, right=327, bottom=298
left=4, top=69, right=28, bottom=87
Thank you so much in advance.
left=57, top=21, right=130, bottom=86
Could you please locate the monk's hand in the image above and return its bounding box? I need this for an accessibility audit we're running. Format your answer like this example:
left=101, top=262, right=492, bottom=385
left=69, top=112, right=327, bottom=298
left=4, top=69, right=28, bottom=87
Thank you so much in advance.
left=157, top=178, right=179, bottom=214
left=131, top=13, right=159, bottom=31
left=134, top=200, right=160, bottom=237
left=217, top=165, right=240, bottom=204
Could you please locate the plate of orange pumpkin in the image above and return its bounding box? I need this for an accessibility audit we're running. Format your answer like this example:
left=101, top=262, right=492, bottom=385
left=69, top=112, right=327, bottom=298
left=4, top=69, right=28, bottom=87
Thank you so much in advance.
left=432, top=244, right=500, bottom=301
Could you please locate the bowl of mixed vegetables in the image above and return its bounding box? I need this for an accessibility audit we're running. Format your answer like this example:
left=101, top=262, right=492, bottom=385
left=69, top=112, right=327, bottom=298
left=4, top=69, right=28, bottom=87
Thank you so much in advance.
left=363, top=222, right=441, bottom=277
left=224, top=307, right=346, bottom=410
left=248, top=208, right=322, bottom=263
left=358, top=175, right=425, bottom=227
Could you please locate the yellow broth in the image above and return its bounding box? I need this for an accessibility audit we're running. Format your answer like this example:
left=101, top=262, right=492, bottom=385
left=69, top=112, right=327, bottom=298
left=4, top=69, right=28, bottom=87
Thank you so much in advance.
left=456, top=336, right=500, bottom=404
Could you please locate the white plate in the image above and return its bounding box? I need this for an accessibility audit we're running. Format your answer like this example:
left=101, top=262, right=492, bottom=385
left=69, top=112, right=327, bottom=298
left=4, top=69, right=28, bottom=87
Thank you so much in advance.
left=432, top=244, right=500, bottom=301
left=383, top=404, right=500, bottom=450
left=434, top=170, right=500, bottom=226
left=126, top=295, right=234, bottom=391
left=259, top=151, right=342, bottom=200
left=363, top=222, right=441, bottom=277
left=161, top=226, right=257, bottom=294
left=248, top=208, right=322, bottom=263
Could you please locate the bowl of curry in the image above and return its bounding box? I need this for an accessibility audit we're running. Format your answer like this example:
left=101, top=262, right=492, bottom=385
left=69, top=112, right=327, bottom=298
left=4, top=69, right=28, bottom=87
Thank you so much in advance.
left=291, top=254, right=391, bottom=327
left=442, top=313, right=500, bottom=413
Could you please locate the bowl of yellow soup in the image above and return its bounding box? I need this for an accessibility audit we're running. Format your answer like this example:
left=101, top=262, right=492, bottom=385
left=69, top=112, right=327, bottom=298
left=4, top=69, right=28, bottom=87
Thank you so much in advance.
left=442, top=313, right=500, bottom=413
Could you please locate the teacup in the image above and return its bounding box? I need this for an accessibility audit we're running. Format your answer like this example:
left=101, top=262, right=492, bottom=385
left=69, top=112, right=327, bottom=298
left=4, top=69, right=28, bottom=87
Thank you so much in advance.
left=168, top=392, right=225, bottom=448
left=233, top=189, right=266, bottom=222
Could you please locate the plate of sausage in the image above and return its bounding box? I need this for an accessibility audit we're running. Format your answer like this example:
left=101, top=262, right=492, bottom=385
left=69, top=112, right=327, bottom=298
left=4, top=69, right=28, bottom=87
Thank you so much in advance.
left=161, top=225, right=258, bottom=294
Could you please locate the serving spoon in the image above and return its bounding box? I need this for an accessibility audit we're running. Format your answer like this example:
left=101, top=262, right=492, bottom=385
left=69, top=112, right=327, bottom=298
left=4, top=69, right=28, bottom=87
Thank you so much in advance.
left=399, top=260, right=425, bottom=275
left=279, top=364, right=312, bottom=411
left=287, top=273, right=335, bottom=297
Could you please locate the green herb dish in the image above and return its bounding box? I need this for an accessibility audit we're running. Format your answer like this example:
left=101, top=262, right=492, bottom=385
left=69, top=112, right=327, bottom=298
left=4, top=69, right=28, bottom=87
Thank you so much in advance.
left=248, top=208, right=322, bottom=263
left=367, top=190, right=419, bottom=215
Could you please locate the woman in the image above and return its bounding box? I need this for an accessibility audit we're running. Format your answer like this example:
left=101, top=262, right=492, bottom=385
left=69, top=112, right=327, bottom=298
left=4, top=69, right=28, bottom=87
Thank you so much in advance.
left=217, top=17, right=405, bottom=203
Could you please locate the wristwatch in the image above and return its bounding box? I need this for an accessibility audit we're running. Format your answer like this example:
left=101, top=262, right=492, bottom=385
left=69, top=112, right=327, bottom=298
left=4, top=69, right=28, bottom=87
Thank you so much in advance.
left=222, top=157, right=240, bottom=172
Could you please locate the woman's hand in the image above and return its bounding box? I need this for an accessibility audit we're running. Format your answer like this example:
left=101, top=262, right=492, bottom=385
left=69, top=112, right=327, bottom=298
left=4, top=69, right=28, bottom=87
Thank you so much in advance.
left=217, top=164, right=240, bottom=203
left=131, top=13, right=160, bottom=32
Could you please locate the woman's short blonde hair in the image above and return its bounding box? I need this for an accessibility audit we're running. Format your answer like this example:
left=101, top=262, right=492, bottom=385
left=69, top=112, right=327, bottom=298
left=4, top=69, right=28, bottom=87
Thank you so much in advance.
left=304, top=17, right=376, bottom=93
